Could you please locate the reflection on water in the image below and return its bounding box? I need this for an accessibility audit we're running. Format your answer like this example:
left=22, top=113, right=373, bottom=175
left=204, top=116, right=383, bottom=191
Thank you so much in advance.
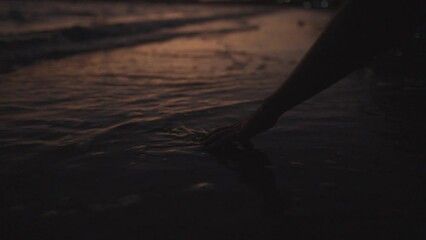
left=0, top=1, right=260, bottom=34
left=2, top=3, right=426, bottom=239
left=0, top=7, right=330, bottom=172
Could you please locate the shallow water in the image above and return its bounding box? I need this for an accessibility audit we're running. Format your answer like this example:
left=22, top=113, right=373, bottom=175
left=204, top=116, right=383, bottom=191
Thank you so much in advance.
left=0, top=5, right=331, bottom=172
left=2, top=3, right=426, bottom=239
left=0, top=1, right=248, bottom=34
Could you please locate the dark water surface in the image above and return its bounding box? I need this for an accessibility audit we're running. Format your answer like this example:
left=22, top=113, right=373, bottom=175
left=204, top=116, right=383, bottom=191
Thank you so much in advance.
left=1, top=4, right=327, bottom=170
left=1, top=2, right=425, bottom=240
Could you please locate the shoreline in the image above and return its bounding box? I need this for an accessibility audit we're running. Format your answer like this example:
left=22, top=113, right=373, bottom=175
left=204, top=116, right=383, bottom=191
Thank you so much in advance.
left=1, top=2, right=425, bottom=239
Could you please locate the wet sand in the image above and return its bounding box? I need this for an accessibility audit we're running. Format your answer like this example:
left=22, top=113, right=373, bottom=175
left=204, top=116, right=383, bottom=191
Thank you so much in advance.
left=1, top=3, right=426, bottom=240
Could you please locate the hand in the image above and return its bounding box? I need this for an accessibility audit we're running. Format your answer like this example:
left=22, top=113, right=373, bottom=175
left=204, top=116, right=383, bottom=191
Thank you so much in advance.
left=201, top=106, right=278, bottom=151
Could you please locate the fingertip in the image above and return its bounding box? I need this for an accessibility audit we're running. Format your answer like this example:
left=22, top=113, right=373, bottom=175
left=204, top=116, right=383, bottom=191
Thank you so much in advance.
left=200, top=126, right=233, bottom=145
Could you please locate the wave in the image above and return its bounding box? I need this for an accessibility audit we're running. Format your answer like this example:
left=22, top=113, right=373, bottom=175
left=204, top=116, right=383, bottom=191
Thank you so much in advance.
left=0, top=7, right=273, bottom=74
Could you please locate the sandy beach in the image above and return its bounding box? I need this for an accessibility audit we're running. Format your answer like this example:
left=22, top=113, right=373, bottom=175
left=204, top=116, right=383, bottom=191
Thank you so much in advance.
left=1, top=1, right=425, bottom=239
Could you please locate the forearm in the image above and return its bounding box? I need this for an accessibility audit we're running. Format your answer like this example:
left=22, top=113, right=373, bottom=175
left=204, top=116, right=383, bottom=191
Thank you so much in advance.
left=261, top=0, right=422, bottom=118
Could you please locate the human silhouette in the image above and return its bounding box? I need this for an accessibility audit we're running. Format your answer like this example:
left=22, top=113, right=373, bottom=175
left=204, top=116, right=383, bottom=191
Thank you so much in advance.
left=202, top=0, right=425, bottom=150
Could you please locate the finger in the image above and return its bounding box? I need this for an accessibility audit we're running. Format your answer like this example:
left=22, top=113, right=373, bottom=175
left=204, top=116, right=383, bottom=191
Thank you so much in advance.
left=202, top=129, right=232, bottom=147
left=204, top=132, right=237, bottom=151
left=200, top=125, right=233, bottom=141
left=200, top=126, right=233, bottom=144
